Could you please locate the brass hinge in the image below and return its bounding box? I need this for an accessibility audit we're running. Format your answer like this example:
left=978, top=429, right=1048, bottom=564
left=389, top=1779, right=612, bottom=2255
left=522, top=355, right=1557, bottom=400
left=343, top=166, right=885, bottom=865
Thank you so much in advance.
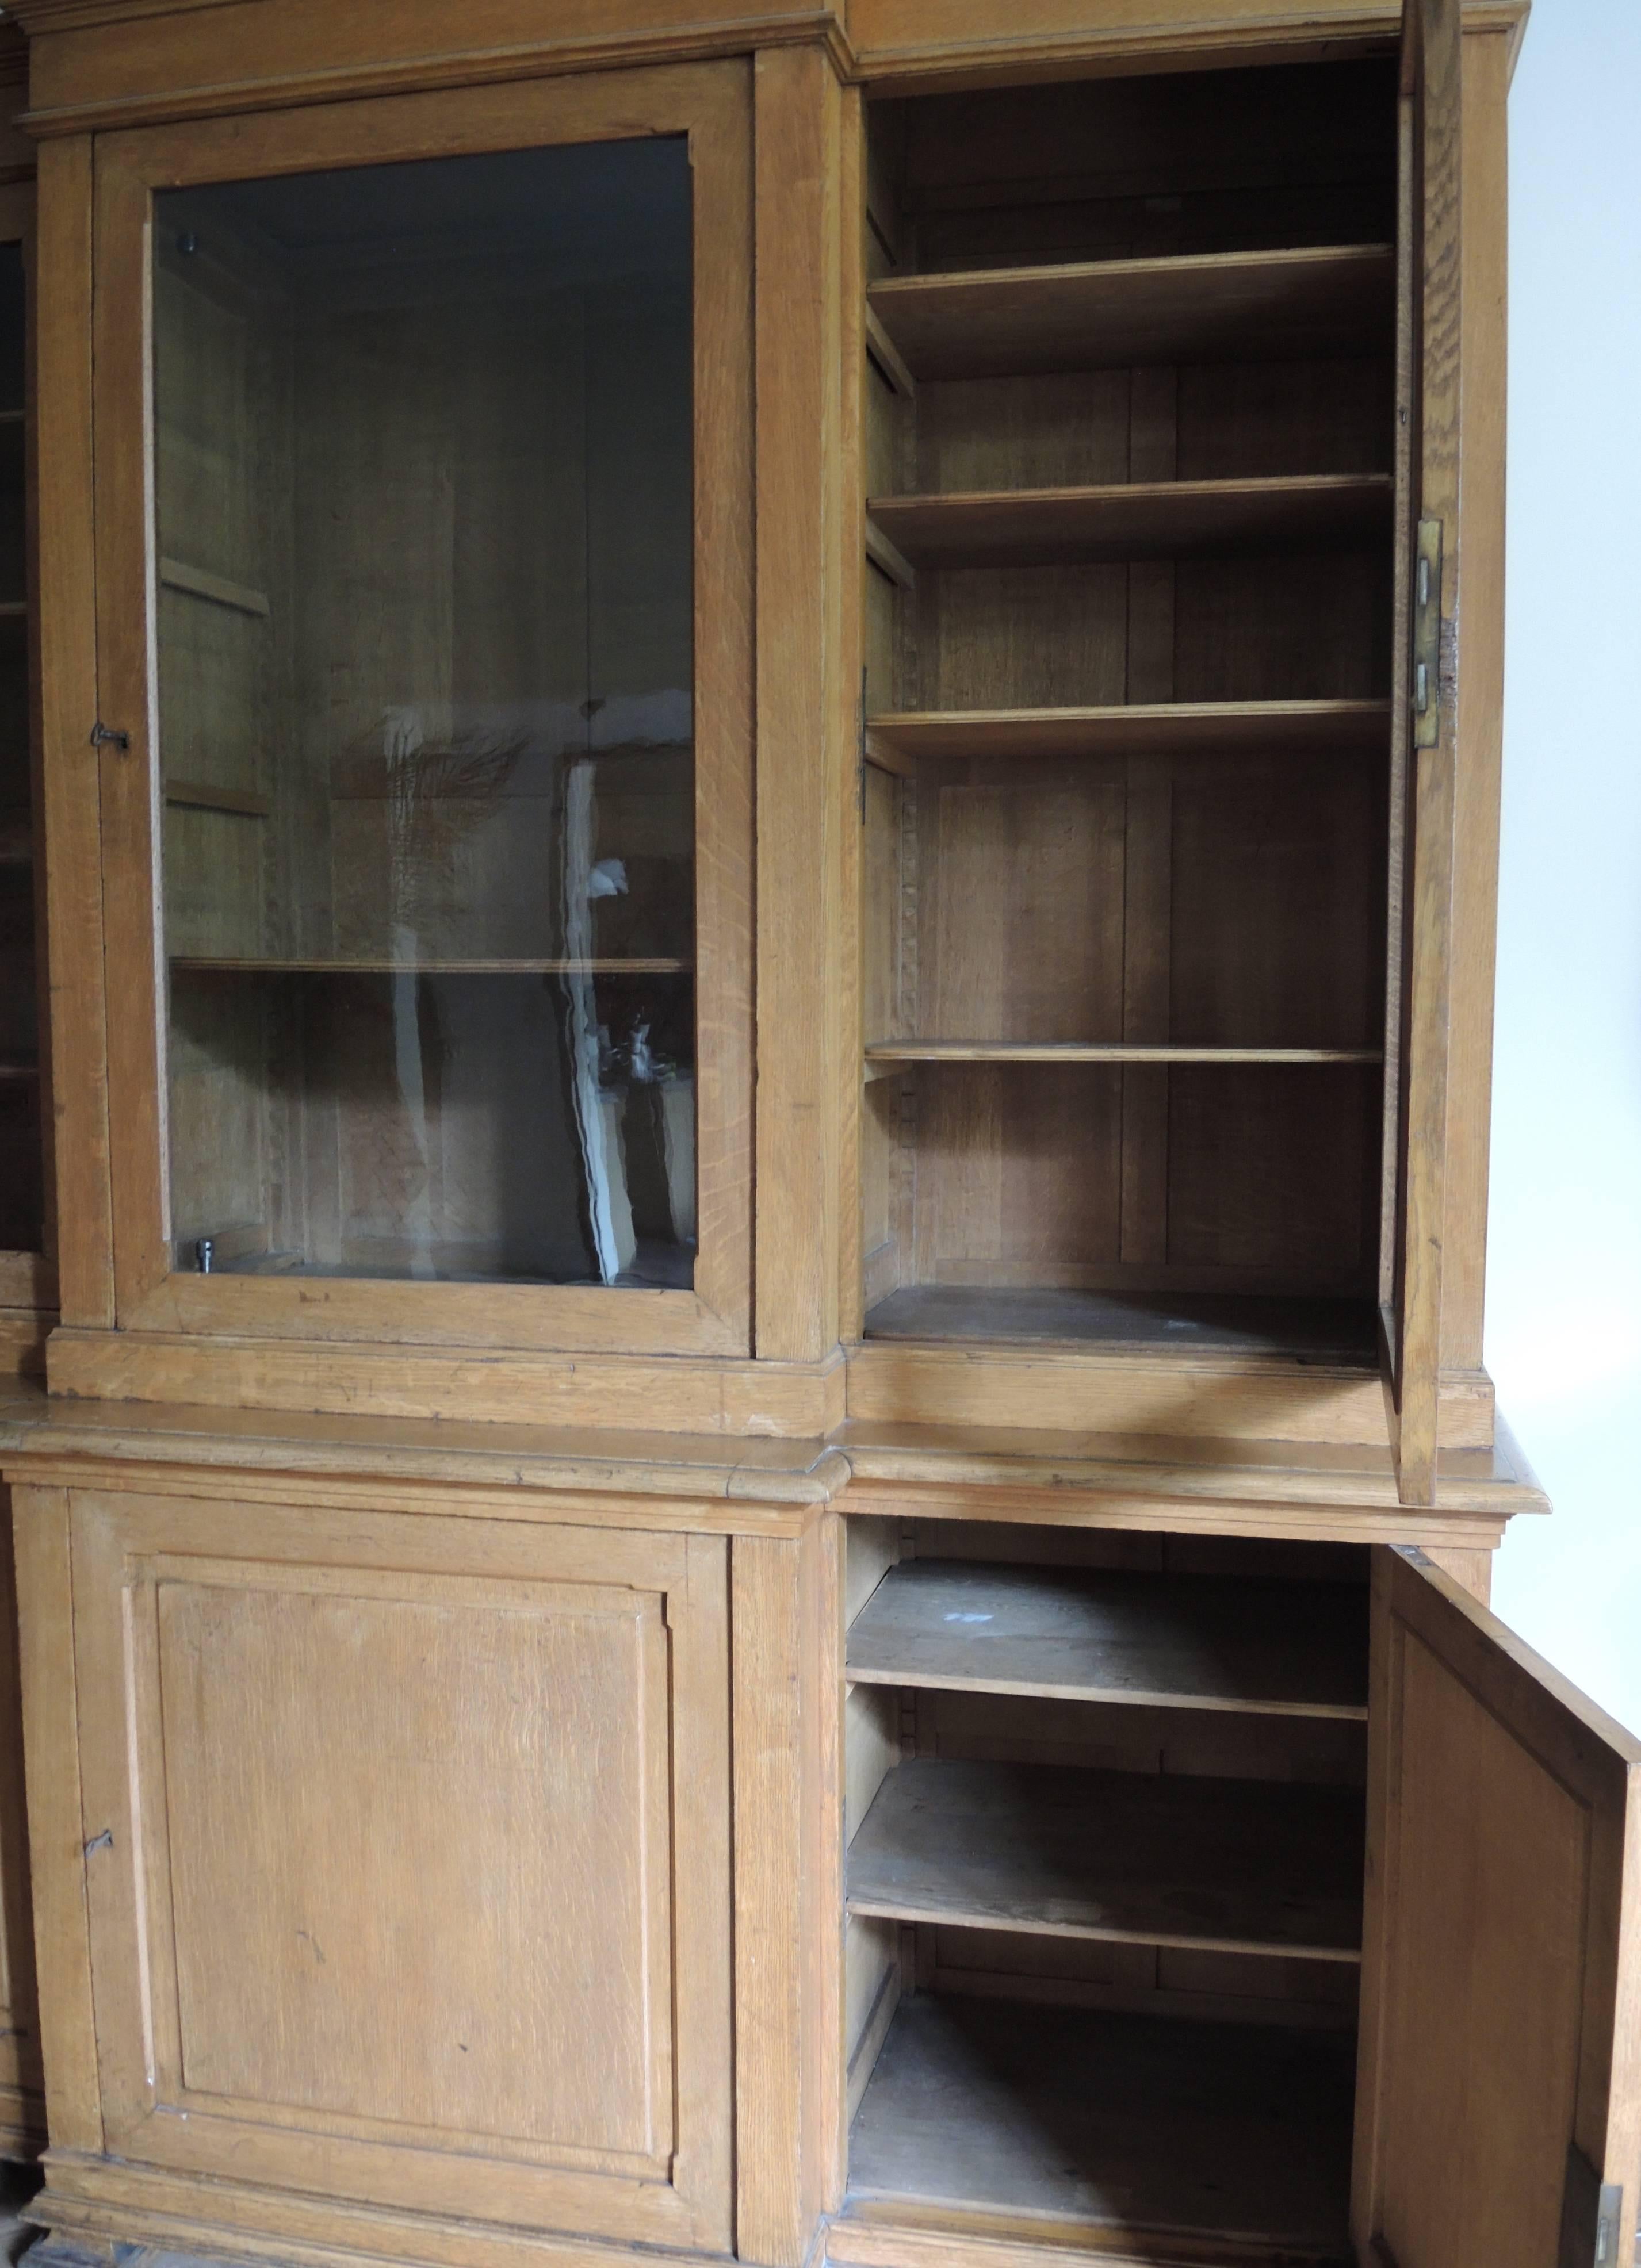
left=1412, top=517, right=1443, bottom=748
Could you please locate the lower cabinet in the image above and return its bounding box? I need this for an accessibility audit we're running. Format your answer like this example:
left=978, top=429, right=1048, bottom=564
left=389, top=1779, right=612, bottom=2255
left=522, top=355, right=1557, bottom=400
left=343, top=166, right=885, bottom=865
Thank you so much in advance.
left=17, top=1484, right=733, bottom=2251
left=836, top=1522, right=1641, bottom=2268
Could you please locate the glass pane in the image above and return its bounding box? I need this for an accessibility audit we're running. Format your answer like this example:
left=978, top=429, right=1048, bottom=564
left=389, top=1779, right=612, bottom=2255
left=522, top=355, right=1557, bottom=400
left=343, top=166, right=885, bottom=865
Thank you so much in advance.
left=154, top=141, right=696, bottom=1286
left=0, top=237, right=40, bottom=1256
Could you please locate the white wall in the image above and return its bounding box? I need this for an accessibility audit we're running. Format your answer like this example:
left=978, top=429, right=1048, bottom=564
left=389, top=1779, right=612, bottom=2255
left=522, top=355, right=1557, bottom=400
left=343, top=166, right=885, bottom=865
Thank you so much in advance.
left=1486, top=0, right=1641, bottom=1729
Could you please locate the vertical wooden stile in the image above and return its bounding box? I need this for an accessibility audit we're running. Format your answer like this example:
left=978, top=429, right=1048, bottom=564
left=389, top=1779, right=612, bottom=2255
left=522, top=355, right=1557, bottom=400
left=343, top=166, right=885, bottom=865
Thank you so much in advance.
left=1382, top=0, right=1463, bottom=1505
left=753, top=43, right=857, bottom=1366
left=35, top=136, right=113, bottom=1330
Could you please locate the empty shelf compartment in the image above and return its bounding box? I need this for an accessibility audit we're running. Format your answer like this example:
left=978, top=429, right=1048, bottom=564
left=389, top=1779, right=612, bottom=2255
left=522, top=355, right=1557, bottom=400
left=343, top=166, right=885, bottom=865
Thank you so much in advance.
left=848, top=1757, right=1364, bottom=1960
left=847, top=1558, right=1369, bottom=1717
left=846, top=1992, right=1355, bottom=2257
left=867, top=243, right=1395, bottom=382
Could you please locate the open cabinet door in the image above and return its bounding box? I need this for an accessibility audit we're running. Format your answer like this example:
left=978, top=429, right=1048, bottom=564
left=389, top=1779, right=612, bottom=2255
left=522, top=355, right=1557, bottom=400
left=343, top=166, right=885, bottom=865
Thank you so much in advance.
left=1379, top=0, right=1463, bottom=1505
left=1355, top=1548, right=1641, bottom=2268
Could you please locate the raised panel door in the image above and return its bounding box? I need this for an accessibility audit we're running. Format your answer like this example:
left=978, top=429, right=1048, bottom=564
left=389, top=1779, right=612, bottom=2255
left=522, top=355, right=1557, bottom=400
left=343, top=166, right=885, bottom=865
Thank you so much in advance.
left=67, top=1488, right=731, bottom=2249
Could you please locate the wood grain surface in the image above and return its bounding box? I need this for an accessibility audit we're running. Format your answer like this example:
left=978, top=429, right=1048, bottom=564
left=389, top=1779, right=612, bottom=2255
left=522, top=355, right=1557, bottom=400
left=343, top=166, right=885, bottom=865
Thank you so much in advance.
left=846, top=1557, right=1368, bottom=1715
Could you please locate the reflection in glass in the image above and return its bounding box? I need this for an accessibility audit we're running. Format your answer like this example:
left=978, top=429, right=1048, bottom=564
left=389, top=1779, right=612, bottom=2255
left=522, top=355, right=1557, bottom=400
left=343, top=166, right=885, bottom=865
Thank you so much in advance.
left=154, top=140, right=695, bottom=1285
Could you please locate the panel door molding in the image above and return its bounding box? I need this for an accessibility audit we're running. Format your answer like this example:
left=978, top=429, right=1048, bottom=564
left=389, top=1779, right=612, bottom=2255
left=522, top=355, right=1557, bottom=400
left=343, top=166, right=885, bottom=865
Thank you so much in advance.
left=66, top=1488, right=732, bottom=2250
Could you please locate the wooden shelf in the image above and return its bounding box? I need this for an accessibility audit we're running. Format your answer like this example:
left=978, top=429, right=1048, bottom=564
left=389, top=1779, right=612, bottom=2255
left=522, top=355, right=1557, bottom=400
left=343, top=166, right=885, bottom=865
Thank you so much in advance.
left=0, top=602, right=27, bottom=621
left=165, top=779, right=272, bottom=820
left=869, top=243, right=1395, bottom=382
left=170, top=957, right=691, bottom=976
left=870, top=474, right=1393, bottom=570
left=861, top=1284, right=1380, bottom=1360
left=866, top=1042, right=1382, bottom=1066
left=0, top=819, right=30, bottom=865
left=847, top=1994, right=1355, bottom=2251
left=0, top=1063, right=40, bottom=1083
left=847, top=1560, right=1368, bottom=1718
left=159, top=555, right=271, bottom=619
left=848, top=1757, right=1364, bottom=1960
left=866, top=699, right=1390, bottom=764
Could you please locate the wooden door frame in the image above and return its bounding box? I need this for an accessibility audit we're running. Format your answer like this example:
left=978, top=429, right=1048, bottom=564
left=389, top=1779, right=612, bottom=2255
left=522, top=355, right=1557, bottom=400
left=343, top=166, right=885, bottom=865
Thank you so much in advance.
left=83, top=60, right=753, bottom=1358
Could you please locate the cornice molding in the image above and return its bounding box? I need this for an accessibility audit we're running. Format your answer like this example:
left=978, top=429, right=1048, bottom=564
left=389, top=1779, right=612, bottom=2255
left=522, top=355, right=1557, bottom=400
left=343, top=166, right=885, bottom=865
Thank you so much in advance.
left=849, top=0, right=1528, bottom=86
left=16, top=8, right=857, bottom=137
left=2, top=0, right=1530, bottom=132
left=3, top=0, right=240, bottom=30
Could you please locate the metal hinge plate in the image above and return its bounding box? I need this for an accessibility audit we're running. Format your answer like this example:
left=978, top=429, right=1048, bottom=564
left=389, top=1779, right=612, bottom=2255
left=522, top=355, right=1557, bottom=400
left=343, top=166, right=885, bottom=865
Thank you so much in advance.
left=1594, top=2183, right=1624, bottom=2266
left=1412, top=516, right=1443, bottom=748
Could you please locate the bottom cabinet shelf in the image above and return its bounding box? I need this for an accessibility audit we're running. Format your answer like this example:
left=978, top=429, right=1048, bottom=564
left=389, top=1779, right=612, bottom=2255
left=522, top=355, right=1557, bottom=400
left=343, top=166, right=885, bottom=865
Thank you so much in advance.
left=846, top=1992, right=1356, bottom=2259
left=861, top=1282, right=1379, bottom=1359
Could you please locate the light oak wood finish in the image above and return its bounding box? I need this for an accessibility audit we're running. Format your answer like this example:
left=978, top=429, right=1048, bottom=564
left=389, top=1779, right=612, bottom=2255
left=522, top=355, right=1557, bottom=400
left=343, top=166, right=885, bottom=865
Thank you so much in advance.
left=169, top=957, right=691, bottom=976
left=869, top=244, right=1395, bottom=382
left=12, top=1482, right=101, bottom=2154
left=87, top=62, right=755, bottom=1365
left=867, top=1042, right=1381, bottom=1065
left=755, top=45, right=858, bottom=1365
left=2, top=17, right=1566, bottom=2268
left=1378, top=0, right=1462, bottom=1504
left=3, top=1, right=1533, bottom=139
left=0, top=145, right=52, bottom=1369
left=847, top=1557, right=1369, bottom=1716
left=848, top=1756, right=1364, bottom=1959
left=870, top=473, right=1393, bottom=569
left=846, top=1994, right=1355, bottom=2252
left=0, top=1491, right=44, bottom=2150
left=45, top=1328, right=849, bottom=1437
left=867, top=698, right=1390, bottom=763
left=733, top=1515, right=846, bottom=2262
left=1353, top=1547, right=1641, bottom=2268
left=1443, top=18, right=1512, bottom=1374
left=845, top=0, right=1530, bottom=87
left=34, top=1484, right=734, bottom=2246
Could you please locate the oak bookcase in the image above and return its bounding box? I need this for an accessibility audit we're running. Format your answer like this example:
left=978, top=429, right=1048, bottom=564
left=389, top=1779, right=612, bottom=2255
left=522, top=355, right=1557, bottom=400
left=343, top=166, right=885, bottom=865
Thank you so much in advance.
left=0, top=5, right=1636, bottom=2268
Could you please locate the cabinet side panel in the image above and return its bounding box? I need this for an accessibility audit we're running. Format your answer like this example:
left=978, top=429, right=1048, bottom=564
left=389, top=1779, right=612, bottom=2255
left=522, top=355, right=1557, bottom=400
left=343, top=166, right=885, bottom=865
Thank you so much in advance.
left=0, top=1488, right=43, bottom=2146
left=36, top=136, right=113, bottom=1327
left=11, top=1480, right=101, bottom=2150
left=733, top=1514, right=843, bottom=2265
left=1442, top=25, right=1510, bottom=1373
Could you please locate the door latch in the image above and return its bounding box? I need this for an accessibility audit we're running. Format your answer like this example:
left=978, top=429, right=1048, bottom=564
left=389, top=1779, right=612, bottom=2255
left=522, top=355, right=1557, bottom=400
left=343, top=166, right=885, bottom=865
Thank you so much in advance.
left=89, top=721, right=131, bottom=753
left=1412, top=518, right=1443, bottom=749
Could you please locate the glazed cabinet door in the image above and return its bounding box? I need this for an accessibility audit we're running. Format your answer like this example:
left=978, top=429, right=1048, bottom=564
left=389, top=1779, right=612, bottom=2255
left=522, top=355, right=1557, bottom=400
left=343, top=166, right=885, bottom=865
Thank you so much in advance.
left=44, top=1486, right=731, bottom=2249
left=88, top=61, right=752, bottom=1357
left=1355, top=1547, right=1641, bottom=2268
left=1380, top=0, right=1463, bottom=1503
